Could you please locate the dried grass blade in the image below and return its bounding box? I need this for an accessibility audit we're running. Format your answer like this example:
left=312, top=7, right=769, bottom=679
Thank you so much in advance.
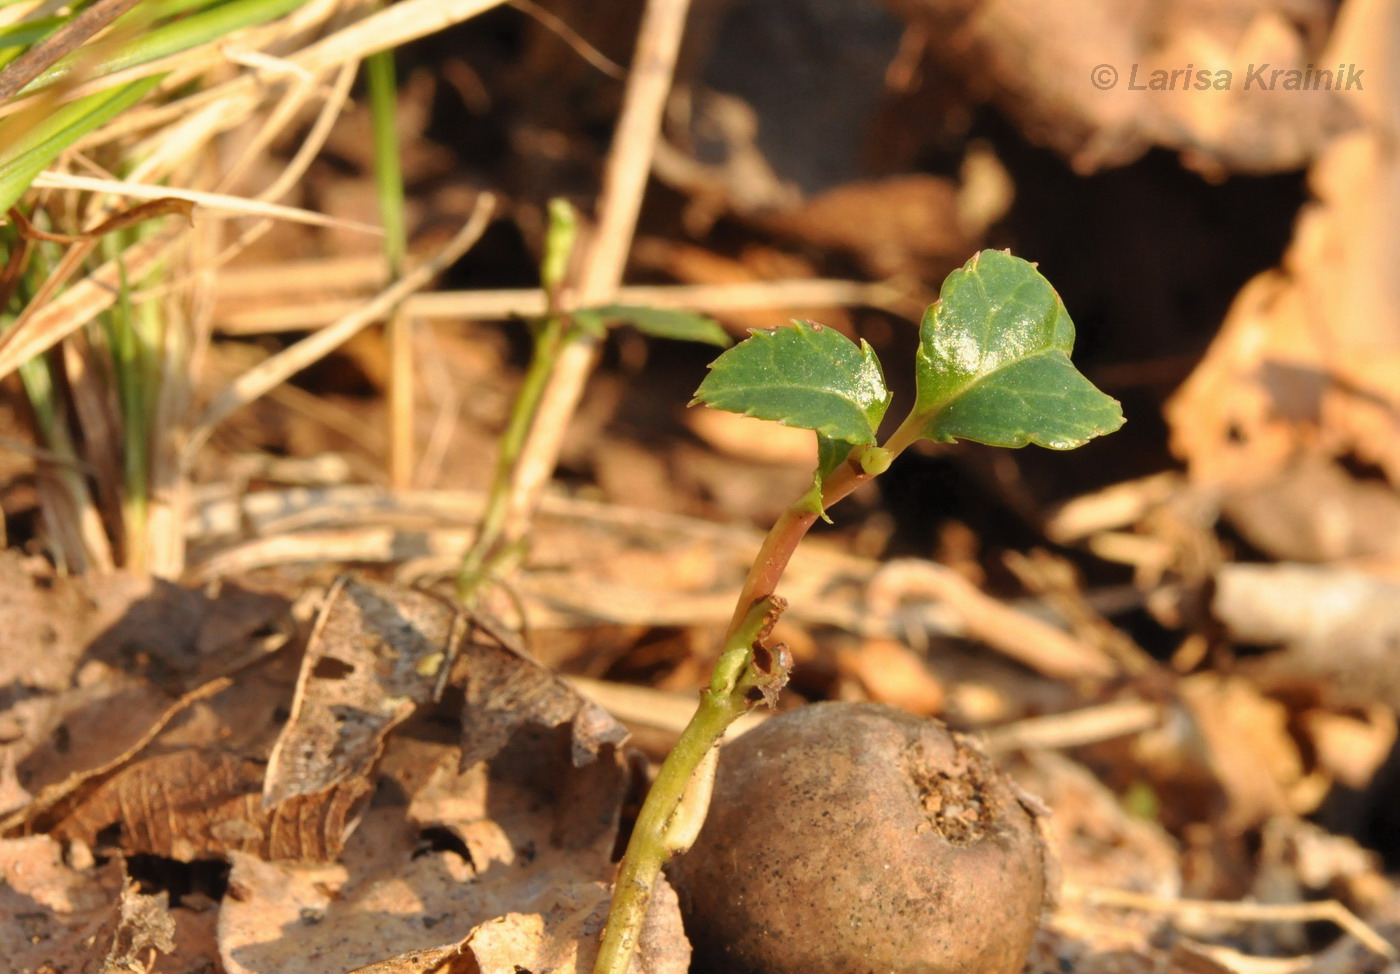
left=189, top=194, right=496, bottom=448
left=0, top=228, right=182, bottom=381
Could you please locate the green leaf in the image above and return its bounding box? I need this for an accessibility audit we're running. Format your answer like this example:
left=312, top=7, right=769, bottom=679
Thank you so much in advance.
left=913, top=250, right=1123, bottom=449
left=573, top=304, right=730, bottom=347
left=693, top=319, right=891, bottom=446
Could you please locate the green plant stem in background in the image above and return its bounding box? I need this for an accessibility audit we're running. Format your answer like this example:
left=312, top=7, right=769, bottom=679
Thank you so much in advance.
left=456, top=312, right=569, bottom=603
left=367, top=47, right=406, bottom=276
left=366, top=39, right=413, bottom=487
left=456, top=199, right=580, bottom=605
left=593, top=596, right=785, bottom=974
left=106, top=253, right=151, bottom=572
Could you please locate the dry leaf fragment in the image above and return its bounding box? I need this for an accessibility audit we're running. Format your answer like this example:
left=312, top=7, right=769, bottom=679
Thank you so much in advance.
left=219, top=729, right=686, bottom=974
left=50, top=749, right=369, bottom=863
left=1214, top=562, right=1400, bottom=709
left=263, top=577, right=466, bottom=809
left=835, top=637, right=945, bottom=715
left=456, top=620, right=628, bottom=770
left=0, top=835, right=125, bottom=973
left=100, top=877, right=177, bottom=973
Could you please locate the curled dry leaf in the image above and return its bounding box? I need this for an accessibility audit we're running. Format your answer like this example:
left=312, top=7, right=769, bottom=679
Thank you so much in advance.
left=1167, top=1, right=1400, bottom=485
left=1214, top=562, right=1400, bottom=710
left=50, top=749, right=370, bottom=863
left=900, top=0, right=1354, bottom=175
left=100, top=876, right=178, bottom=973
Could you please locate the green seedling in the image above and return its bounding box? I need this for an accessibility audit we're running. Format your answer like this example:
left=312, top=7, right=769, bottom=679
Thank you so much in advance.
left=593, top=248, right=1124, bottom=974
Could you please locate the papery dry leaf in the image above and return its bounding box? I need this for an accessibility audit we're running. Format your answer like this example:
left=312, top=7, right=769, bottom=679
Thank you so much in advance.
left=461, top=873, right=689, bottom=974
left=685, top=407, right=817, bottom=466
left=835, top=637, right=945, bottom=715
left=456, top=619, right=628, bottom=770
left=346, top=943, right=478, bottom=974
left=1010, top=750, right=1180, bottom=904
left=1300, top=706, right=1396, bottom=790
left=1214, top=562, right=1400, bottom=709
left=1178, top=675, right=1305, bottom=830
left=1220, top=456, right=1400, bottom=563
left=50, top=749, right=369, bottom=863
left=263, top=577, right=465, bottom=809
left=896, top=0, right=1354, bottom=175
left=3, top=678, right=231, bottom=837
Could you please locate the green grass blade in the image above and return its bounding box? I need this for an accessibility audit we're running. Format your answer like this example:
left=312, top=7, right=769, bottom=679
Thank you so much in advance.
left=18, top=0, right=309, bottom=96
left=367, top=45, right=406, bottom=274
left=0, top=73, right=164, bottom=211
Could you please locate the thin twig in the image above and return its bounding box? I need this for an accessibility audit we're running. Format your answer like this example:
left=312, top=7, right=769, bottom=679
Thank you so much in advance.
left=1064, top=885, right=1397, bottom=961
left=499, top=0, right=693, bottom=544
left=188, top=194, right=495, bottom=451
left=507, top=0, right=626, bottom=79
left=210, top=277, right=902, bottom=332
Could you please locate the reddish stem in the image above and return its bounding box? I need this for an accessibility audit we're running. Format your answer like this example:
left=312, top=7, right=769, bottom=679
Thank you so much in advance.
left=722, top=459, right=872, bottom=639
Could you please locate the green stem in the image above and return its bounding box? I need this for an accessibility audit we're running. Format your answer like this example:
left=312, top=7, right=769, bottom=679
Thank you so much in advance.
left=456, top=314, right=569, bottom=604
left=456, top=199, right=578, bottom=605
left=593, top=597, right=780, bottom=974
left=367, top=45, right=407, bottom=277
left=593, top=425, right=925, bottom=974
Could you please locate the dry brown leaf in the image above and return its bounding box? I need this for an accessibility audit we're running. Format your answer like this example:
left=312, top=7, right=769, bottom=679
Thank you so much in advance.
left=3, top=678, right=231, bottom=838
left=455, top=618, right=628, bottom=770
left=1214, top=562, right=1400, bottom=709
left=1220, top=456, right=1400, bottom=563
left=50, top=748, right=369, bottom=863
left=263, top=577, right=465, bottom=809
left=346, top=943, right=479, bottom=973
left=1177, top=675, right=1305, bottom=831
left=835, top=637, right=946, bottom=715
left=900, top=0, right=1355, bottom=175
left=685, top=407, right=817, bottom=466
left=1011, top=750, right=1181, bottom=904
left=1300, top=706, right=1396, bottom=791
left=219, top=730, right=687, bottom=973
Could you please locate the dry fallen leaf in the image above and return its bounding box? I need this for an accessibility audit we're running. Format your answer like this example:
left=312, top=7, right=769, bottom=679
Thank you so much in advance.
left=219, top=729, right=688, bottom=973
left=1166, top=0, right=1400, bottom=485
left=263, top=576, right=465, bottom=809
left=50, top=748, right=370, bottom=863
left=0, top=835, right=124, bottom=973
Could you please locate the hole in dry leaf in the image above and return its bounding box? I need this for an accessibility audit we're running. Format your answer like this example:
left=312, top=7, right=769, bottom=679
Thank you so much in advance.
left=311, top=655, right=356, bottom=679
